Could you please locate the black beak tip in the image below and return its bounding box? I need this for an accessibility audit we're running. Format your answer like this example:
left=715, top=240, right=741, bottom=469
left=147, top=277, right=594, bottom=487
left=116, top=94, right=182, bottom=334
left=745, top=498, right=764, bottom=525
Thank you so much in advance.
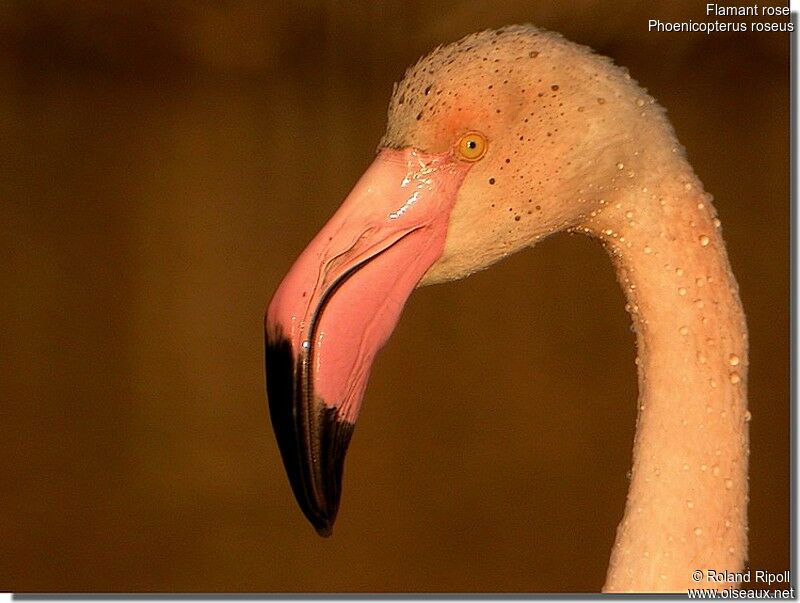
left=265, top=329, right=355, bottom=538
left=304, top=489, right=338, bottom=538
left=314, top=521, right=334, bottom=538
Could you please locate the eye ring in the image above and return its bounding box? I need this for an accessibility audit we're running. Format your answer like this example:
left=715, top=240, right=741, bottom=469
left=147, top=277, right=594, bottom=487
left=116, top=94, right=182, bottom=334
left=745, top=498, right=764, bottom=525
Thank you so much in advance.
left=456, top=131, right=488, bottom=162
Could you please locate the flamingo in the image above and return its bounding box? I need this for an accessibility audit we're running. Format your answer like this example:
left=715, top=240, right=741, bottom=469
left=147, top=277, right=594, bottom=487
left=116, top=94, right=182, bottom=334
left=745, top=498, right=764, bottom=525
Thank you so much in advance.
left=264, top=25, right=748, bottom=593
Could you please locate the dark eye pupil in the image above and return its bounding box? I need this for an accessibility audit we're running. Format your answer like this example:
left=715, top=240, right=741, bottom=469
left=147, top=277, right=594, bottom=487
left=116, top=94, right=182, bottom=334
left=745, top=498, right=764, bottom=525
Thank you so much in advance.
left=467, top=141, right=477, bottom=149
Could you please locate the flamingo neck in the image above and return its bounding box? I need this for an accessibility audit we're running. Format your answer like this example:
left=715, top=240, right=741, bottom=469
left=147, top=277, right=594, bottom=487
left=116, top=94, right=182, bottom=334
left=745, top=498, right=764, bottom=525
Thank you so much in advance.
left=581, top=153, right=749, bottom=592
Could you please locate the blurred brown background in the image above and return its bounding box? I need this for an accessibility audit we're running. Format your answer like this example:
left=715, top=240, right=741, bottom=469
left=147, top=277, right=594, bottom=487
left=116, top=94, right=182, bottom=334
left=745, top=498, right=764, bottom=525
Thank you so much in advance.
left=0, top=0, right=789, bottom=593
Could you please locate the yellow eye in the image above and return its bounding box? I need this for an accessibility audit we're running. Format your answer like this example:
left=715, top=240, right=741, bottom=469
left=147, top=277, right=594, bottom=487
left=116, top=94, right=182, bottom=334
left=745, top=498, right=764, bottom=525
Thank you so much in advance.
left=456, top=131, right=488, bottom=162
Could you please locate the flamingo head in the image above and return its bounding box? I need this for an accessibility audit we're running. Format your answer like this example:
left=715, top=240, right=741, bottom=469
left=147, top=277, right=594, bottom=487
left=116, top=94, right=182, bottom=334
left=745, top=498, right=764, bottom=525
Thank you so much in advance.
left=265, top=24, right=666, bottom=535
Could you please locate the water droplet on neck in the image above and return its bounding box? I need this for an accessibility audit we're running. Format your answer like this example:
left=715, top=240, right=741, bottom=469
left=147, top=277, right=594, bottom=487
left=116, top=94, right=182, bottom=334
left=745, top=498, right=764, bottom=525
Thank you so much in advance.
left=730, top=372, right=741, bottom=385
left=744, top=410, right=753, bottom=422
left=616, top=162, right=624, bottom=170
left=693, top=527, right=703, bottom=537
left=686, top=500, right=695, bottom=509
left=679, top=326, right=689, bottom=336
left=699, top=234, right=710, bottom=246
left=678, top=286, right=687, bottom=296
left=712, top=464, right=721, bottom=476
left=675, top=267, right=684, bottom=276
left=729, top=354, right=740, bottom=366
left=725, top=479, right=734, bottom=489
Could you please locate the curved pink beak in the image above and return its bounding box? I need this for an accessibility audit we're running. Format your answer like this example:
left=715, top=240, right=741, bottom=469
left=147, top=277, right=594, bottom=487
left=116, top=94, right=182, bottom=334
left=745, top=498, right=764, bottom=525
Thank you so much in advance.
left=265, top=148, right=470, bottom=535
